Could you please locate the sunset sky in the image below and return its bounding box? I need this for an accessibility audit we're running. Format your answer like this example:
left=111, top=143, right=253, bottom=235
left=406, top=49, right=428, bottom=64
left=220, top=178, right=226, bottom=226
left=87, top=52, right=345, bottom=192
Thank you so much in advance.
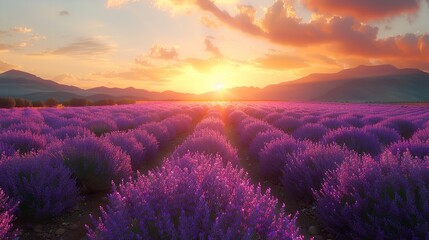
left=0, top=0, right=428, bottom=93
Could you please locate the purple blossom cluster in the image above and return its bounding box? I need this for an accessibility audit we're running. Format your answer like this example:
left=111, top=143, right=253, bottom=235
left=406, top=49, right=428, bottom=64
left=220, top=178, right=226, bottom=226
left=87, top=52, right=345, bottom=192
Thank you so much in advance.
left=173, top=110, right=239, bottom=166
left=1, top=102, right=429, bottom=238
left=59, top=136, right=133, bottom=192
left=0, top=152, right=80, bottom=219
left=87, top=153, right=302, bottom=240
left=315, top=152, right=429, bottom=239
left=281, top=143, right=350, bottom=202
left=0, top=188, right=19, bottom=239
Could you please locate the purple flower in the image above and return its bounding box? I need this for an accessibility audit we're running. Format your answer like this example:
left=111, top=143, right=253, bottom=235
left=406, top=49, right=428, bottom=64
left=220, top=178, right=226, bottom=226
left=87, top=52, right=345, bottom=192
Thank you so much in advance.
left=0, top=153, right=80, bottom=220
left=323, top=127, right=382, bottom=156
left=381, top=118, right=418, bottom=139
left=238, top=121, right=271, bottom=146
left=0, top=130, right=47, bottom=155
left=315, top=152, right=429, bottom=239
left=273, top=117, right=301, bottom=134
left=60, top=136, right=132, bottom=192
left=0, top=188, right=19, bottom=239
left=173, top=129, right=239, bottom=166
left=130, top=129, right=160, bottom=164
left=389, top=141, right=429, bottom=159
left=87, top=153, right=302, bottom=240
left=86, top=119, right=118, bottom=136
left=248, top=129, right=287, bottom=160
left=53, top=125, right=94, bottom=140
left=104, top=131, right=148, bottom=171
left=282, top=144, right=350, bottom=201
left=258, top=136, right=302, bottom=182
left=292, top=123, right=328, bottom=142
left=363, top=125, right=401, bottom=146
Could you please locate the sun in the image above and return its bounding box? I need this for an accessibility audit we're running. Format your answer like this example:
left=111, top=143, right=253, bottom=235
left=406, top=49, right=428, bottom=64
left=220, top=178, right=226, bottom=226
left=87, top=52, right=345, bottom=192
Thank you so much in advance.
left=214, top=83, right=224, bottom=91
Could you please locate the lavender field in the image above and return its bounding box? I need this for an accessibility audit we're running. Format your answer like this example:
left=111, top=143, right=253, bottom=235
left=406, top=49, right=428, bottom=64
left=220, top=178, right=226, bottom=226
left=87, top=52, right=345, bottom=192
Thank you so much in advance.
left=1, top=102, right=429, bottom=240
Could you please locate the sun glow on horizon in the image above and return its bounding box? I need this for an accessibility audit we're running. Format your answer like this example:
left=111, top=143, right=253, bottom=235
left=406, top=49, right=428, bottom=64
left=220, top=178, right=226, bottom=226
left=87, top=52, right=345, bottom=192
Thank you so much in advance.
left=214, top=83, right=224, bottom=91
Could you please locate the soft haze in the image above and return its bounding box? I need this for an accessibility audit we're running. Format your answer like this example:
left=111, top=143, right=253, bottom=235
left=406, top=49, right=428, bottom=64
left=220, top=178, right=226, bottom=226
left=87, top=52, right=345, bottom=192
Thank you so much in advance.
left=0, top=0, right=428, bottom=93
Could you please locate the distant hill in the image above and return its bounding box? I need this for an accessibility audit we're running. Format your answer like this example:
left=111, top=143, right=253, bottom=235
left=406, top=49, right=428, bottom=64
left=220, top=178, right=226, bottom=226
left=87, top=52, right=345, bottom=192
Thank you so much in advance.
left=260, top=64, right=429, bottom=102
left=0, top=70, right=194, bottom=101
left=1, top=65, right=429, bottom=102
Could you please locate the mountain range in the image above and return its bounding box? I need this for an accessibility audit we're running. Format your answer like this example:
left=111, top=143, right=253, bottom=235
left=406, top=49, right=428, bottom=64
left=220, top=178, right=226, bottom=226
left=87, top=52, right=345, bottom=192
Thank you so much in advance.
left=1, top=64, right=429, bottom=102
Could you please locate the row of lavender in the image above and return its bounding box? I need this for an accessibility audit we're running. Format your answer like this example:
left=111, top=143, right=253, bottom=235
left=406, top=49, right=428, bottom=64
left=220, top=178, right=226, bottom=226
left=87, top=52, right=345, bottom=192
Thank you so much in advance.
left=2, top=102, right=429, bottom=239
left=87, top=107, right=303, bottom=239
left=228, top=102, right=429, bottom=239
left=0, top=103, right=207, bottom=239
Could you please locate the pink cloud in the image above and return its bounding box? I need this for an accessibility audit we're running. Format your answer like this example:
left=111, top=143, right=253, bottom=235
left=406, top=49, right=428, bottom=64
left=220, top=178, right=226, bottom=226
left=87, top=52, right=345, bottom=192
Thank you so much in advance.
left=302, top=0, right=423, bottom=20
left=149, top=44, right=179, bottom=60
left=204, top=37, right=222, bottom=57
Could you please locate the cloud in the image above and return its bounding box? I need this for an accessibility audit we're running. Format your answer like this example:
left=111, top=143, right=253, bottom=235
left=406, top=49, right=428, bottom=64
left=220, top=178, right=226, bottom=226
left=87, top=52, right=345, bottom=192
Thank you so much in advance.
left=96, top=65, right=179, bottom=83
left=106, top=0, right=138, bottom=8
left=11, top=26, right=32, bottom=33
left=0, top=60, right=17, bottom=71
left=191, top=0, right=428, bottom=65
left=204, top=37, right=222, bottom=57
left=110, top=0, right=429, bottom=68
left=59, top=10, right=70, bottom=16
left=200, top=15, right=219, bottom=29
left=302, top=0, right=424, bottom=20
left=53, top=73, right=96, bottom=83
left=252, top=53, right=308, bottom=70
left=149, top=44, right=179, bottom=60
left=43, top=38, right=114, bottom=56
left=0, top=43, right=14, bottom=52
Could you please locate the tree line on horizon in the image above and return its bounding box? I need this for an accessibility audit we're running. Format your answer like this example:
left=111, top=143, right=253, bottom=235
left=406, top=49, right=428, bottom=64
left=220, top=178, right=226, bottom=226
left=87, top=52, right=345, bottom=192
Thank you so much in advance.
left=0, top=97, right=136, bottom=108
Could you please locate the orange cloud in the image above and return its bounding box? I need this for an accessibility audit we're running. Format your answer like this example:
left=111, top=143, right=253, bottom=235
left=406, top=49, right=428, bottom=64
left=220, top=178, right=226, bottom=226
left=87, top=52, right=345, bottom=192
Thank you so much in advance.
left=252, top=53, right=308, bottom=70
left=0, top=60, right=17, bottom=71
left=302, top=0, right=423, bottom=20
left=204, top=37, right=222, bottom=58
left=190, top=0, right=429, bottom=68
left=96, top=65, right=180, bottom=83
left=200, top=15, right=219, bottom=29
left=33, top=38, right=114, bottom=56
left=11, top=26, right=32, bottom=33
left=0, top=43, right=14, bottom=52
left=149, top=44, right=179, bottom=60
left=106, top=0, right=137, bottom=8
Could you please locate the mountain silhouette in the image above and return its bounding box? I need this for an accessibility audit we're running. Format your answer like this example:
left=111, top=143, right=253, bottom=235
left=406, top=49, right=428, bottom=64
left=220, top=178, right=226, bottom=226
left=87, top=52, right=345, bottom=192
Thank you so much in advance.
left=1, top=65, right=428, bottom=102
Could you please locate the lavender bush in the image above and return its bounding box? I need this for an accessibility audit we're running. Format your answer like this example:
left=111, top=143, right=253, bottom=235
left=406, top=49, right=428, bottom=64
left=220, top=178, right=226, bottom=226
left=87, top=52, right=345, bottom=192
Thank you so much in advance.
left=0, top=130, right=47, bottom=155
left=0, top=153, right=79, bottom=220
left=292, top=123, right=328, bottom=142
left=138, top=123, right=170, bottom=146
left=258, top=136, right=301, bottom=182
left=53, top=125, right=94, bottom=140
left=173, top=129, right=239, bottom=166
left=315, top=152, right=429, bottom=239
left=86, top=119, right=118, bottom=136
left=194, top=117, right=225, bottom=134
left=411, top=127, right=429, bottom=143
left=273, top=117, right=301, bottom=134
left=389, top=141, right=429, bottom=159
left=0, top=188, right=19, bottom=239
left=363, top=125, right=401, bottom=146
left=248, top=129, right=286, bottom=160
left=105, top=131, right=147, bottom=171
left=87, top=153, right=302, bottom=240
left=131, top=129, right=160, bottom=164
left=238, top=121, right=271, bottom=146
left=381, top=118, right=418, bottom=139
left=60, top=136, right=133, bottom=192
left=323, top=127, right=382, bottom=156
left=281, top=144, right=349, bottom=201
